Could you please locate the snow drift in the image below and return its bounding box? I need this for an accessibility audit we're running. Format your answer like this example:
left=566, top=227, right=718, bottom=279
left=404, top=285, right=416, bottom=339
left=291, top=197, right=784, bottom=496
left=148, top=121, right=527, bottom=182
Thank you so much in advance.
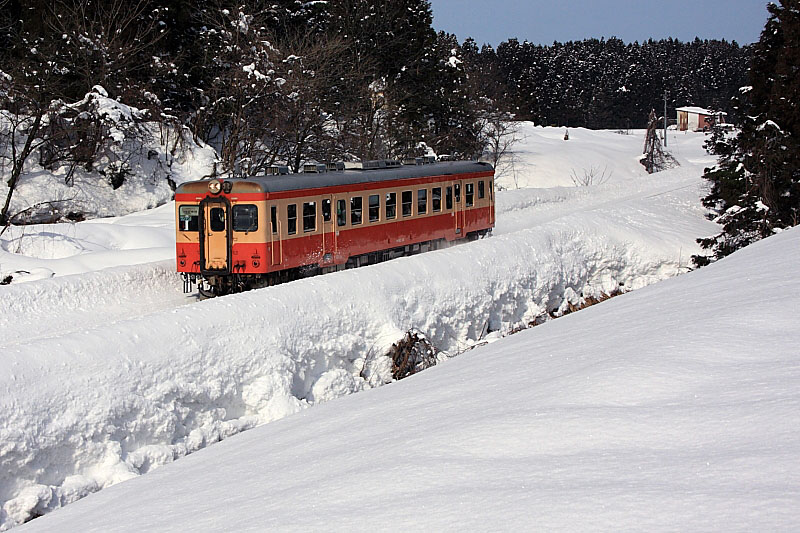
left=0, top=185, right=711, bottom=527
left=19, top=225, right=800, bottom=532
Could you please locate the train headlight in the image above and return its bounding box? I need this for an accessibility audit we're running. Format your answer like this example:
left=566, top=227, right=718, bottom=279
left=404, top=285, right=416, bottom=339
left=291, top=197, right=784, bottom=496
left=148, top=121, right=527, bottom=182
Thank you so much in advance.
left=208, top=180, right=221, bottom=194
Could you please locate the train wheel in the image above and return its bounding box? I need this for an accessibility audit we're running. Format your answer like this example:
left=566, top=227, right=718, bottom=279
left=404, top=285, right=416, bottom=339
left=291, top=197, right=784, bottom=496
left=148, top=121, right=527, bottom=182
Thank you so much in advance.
left=198, top=283, right=215, bottom=300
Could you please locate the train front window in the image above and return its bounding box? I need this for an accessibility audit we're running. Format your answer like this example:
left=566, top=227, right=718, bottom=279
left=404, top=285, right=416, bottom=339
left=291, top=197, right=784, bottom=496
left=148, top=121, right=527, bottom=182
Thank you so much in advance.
left=478, top=180, right=485, bottom=199
left=465, top=183, right=474, bottom=207
left=402, top=191, right=412, bottom=217
left=432, top=187, right=442, bottom=212
left=386, top=192, right=397, bottom=219
left=489, top=180, right=493, bottom=200
left=179, top=205, right=199, bottom=231
left=446, top=186, right=453, bottom=210
left=270, top=206, right=277, bottom=234
left=351, top=196, right=362, bottom=225
left=369, top=194, right=380, bottom=222
left=417, top=189, right=427, bottom=215
left=287, top=204, right=297, bottom=235
left=337, top=199, right=346, bottom=227
left=210, top=207, right=226, bottom=231
left=233, top=204, right=258, bottom=232
left=454, top=183, right=461, bottom=203
left=303, top=202, right=316, bottom=232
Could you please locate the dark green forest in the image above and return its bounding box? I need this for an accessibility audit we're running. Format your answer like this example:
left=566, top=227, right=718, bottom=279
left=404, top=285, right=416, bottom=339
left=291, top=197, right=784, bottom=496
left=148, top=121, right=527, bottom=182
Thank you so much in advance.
left=0, top=0, right=751, bottom=170
left=470, top=36, right=750, bottom=129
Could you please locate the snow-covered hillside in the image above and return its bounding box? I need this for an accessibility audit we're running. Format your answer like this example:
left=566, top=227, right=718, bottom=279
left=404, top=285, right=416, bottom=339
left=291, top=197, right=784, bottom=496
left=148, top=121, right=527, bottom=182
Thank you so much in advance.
left=493, top=126, right=702, bottom=189
left=0, top=87, right=217, bottom=224
left=20, top=221, right=800, bottom=532
left=0, top=125, right=736, bottom=529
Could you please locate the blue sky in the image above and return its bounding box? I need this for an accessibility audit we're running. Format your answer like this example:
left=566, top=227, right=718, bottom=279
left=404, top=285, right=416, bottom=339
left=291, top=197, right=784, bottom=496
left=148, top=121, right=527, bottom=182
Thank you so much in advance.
left=429, top=0, right=770, bottom=46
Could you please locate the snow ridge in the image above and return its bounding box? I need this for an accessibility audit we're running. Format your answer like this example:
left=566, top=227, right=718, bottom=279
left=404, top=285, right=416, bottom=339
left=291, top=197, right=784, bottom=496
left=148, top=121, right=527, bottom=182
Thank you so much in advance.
left=0, top=261, right=190, bottom=347
left=20, top=228, right=800, bottom=532
left=1, top=211, right=689, bottom=528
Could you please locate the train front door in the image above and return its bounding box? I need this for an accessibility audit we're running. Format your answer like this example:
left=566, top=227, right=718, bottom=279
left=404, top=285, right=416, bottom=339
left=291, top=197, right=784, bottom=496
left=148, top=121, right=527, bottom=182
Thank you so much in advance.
left=321, top=195, right=337, bottom=264
left=454, top=181, right=464, bottom=235
left=200, top=198, right=230, bottom=272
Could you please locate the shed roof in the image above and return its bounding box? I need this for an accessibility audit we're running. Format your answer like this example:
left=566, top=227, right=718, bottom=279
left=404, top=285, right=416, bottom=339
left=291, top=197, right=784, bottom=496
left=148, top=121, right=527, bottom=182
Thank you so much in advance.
left=676, top=106, right=727, bottom=116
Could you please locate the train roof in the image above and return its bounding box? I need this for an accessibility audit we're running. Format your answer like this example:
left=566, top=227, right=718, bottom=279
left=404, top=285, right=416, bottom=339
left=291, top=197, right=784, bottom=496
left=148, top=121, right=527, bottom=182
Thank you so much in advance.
left=175, top=161, right=494, bottom=195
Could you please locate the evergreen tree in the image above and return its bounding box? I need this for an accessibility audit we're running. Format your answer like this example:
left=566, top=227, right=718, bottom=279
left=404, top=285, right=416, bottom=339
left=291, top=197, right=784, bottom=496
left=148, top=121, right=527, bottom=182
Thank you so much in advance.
left=694, top=0, right=800, bottom=265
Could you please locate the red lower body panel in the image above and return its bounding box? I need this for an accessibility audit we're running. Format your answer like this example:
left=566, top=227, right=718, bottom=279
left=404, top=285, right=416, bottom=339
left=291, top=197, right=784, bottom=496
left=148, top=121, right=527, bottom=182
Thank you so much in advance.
left=177, top=206, right=493, bottom=276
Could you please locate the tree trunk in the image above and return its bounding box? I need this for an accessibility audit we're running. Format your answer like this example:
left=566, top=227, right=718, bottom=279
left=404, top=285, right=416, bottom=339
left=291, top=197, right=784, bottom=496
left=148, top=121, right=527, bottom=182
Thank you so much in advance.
left=1, top=111, right=44, bottom=226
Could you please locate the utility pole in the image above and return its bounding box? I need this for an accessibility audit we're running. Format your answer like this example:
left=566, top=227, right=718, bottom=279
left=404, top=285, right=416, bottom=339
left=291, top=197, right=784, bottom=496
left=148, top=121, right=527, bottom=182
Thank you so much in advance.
left=663, top=90, right=668, bottom=147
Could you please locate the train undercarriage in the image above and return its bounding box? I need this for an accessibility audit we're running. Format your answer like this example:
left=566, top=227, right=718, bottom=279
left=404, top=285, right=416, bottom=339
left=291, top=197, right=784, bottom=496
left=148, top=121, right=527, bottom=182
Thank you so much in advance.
left=185, top=229, right=490, bottom=299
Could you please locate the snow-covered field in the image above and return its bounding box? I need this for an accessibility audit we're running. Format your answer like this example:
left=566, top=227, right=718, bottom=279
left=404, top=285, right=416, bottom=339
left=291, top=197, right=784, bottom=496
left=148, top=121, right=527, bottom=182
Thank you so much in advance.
left=3, top=125, right=787, bottom=530
left=19, top=220, right=800, bottom=532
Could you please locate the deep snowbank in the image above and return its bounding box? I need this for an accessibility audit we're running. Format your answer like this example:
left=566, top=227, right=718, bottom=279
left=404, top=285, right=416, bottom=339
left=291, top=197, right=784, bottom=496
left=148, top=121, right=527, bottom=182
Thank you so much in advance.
left=0, top=260, right=191, bottom=347
left=0, top=180, right=711, bottom=528
left=20, top=227, right=800, bottom=532
left=0, top=203, right=176, bottom=281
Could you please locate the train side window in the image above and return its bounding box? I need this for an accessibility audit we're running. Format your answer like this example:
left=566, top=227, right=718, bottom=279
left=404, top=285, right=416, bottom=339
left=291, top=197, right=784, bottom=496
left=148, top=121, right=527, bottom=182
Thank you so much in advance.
left=233, top=204, right=258, bottom=232
left=454, top=183, right=461, bottom=203
left=303, top=201, right=316, bottom=232
left=287, top=204, right=297, bottom=235
left=179, top=205, right=199, bottom=231
left=465, top=183, right=474, bottom=207
left=270, top=205, right=277, bottom=234
left=386, top=192, right=397, bottom=219
left=417, top=189, right=427, bottom=215
left=402, top=191, right=412, bottom=217
left=337, top=199, right=347, bottom=227
left=432, top=187, right=442, bottom=212
left=210, top=207, right=226, bottom=232
left=322, top=198, right=331, bottom=222
left=351, top=196, right=362, bottom=225
left=489, top=180, right=493, bottom=200
left=478, top=180, right=485, bottom=199
left=446, top=186, right=453, bottom=210
left=369, top=194, right=380, bottom=222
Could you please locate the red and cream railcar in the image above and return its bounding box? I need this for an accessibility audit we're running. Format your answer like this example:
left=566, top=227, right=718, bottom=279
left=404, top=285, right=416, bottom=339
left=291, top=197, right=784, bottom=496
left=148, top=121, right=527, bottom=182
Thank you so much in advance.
left=175, top=160, right=495, bottom=296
